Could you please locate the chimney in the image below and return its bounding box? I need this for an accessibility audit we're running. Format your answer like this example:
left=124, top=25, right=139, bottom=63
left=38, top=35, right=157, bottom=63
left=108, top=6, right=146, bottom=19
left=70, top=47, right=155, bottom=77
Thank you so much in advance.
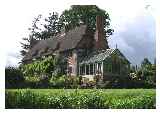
left=94, top=15, right=109, bottom=50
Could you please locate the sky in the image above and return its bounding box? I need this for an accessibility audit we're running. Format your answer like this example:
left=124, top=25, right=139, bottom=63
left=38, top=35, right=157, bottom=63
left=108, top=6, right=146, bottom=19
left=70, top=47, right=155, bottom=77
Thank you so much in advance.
left=0, top=0, right=158, bottom=67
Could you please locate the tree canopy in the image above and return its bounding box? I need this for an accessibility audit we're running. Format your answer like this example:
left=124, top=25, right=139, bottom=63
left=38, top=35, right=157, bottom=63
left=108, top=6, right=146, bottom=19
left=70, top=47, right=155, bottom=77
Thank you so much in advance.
left=141, top=58, right=152, bottom=68
left=59, top=5, right=113, bottom=36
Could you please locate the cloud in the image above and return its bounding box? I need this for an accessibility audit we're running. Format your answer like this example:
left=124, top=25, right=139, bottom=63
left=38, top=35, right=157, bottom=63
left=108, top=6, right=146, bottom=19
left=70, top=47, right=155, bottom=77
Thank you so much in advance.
left=6, top=51, right=22, bottom=67
left=109, top=10, right=156, bottom=65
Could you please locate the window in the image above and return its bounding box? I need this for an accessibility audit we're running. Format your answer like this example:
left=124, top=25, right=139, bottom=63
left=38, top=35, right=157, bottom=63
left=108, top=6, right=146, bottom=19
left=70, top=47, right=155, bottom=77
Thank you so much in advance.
left=98, top=63, right=101, bottom=74
left=86, top=65, right=89, bottom=75
left=79, top=66, right=81, bottom=75
left=80, top=65, right=85, bottom=75
left=82, top=65, right=85, bottom=75
left=90, top=64, right=93, bottom=75
left=93, top=64, right=96, bottom=74
left=80, top=66, right=84, bottom=75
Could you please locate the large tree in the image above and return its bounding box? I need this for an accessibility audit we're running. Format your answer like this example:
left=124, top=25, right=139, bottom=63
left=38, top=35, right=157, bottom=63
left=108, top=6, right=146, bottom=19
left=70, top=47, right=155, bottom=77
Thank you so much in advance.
left=41, top=12, right=62, bottom=39
left=20, top=12, right=62, bottom=57
left=141, top=58, right=152, bottom=68
left=59, top=5, right=113, bottom=37
left=20, top=14, right=43, bottom=56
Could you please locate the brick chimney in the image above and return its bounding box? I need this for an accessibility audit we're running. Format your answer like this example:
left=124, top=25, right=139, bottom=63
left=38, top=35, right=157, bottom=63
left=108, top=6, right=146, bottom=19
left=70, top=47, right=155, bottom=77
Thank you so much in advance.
left=94, top=15, right=109, bottom=50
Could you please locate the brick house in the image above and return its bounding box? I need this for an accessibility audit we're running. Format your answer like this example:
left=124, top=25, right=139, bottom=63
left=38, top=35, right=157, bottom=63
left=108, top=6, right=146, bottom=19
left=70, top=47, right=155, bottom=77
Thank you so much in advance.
left=23, top=15, right=130, bottom=81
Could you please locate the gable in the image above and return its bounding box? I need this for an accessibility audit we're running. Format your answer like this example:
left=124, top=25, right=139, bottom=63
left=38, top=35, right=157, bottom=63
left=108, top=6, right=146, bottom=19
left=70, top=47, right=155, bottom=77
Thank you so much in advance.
left=108, top=49, right=130, bottom=64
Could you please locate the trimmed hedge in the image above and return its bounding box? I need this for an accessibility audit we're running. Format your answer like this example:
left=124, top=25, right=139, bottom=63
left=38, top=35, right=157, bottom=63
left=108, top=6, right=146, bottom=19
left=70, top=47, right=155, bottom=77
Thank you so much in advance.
left=5, top=89, right=156, bottom=109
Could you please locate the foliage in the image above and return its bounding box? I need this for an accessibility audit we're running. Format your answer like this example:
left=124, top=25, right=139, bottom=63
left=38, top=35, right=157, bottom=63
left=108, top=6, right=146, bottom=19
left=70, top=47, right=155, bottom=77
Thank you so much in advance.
left=25, top=76, right=40, bottom=82
left=49, top=75, right=80, bottom=88
left=24, top=75, right=55, bottom=88
left=129, top=58, right=156, bottom=88
left=49, top=75, right=66, bottom=88
left=5, top=89, right=156, bottom=109
left=20, top=56, right=58, bottom=76
left=20, top=14, right=43, bottom=57
left=59, top=5, right=113, bottom=37
left=20, top=56, right=62, bottom=88
left=141, top=58, right=152, bottom=68
left=140, top=64, right=156, bottom=87
left=24, top=76, right=41, bottom=88
left=42, top=12, right=62, bottom=39
left=5, top=67, right=25, bottom=88
left=65, top=75, right=80, bottom=88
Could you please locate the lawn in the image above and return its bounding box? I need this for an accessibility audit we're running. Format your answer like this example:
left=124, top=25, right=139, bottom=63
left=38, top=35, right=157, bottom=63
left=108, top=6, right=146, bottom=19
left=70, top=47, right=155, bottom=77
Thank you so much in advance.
left=5, top=89, right=156, bottom=109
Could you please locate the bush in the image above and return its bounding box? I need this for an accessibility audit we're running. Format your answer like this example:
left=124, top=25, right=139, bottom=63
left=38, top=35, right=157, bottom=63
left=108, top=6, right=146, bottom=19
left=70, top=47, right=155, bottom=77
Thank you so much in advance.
left=24, top=74, right=53, bottom=88
left=5, top=89, right=156, bottom=109
left=128, top=59, right=156, bottom=89
left=49, top=75, right=80, bottom=88
left=5, top=67, right=25, bottom=88
left=39, top=74, right=51, bottom=88
left=24, top=76, right=41, bottom=88
left=49, top=75, right=66, bottom=88
left=65, top=75, right=79, bottom=88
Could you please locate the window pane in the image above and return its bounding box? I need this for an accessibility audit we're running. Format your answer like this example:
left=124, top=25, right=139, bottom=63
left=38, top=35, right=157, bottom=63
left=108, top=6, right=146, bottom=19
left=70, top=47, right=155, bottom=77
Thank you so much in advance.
left=90, top=64, right=93, bottom=75
left=86, top=65, right=89, bottom=75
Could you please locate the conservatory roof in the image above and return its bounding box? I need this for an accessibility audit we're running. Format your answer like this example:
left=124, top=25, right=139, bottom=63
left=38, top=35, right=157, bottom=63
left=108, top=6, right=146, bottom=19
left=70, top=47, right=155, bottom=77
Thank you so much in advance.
left=79, top=49, right=115, bottom=65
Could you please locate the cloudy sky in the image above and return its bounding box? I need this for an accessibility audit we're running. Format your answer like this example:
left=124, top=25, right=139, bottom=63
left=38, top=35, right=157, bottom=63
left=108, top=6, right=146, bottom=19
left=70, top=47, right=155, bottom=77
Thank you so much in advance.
left=0, top=0, right=158, bottom=67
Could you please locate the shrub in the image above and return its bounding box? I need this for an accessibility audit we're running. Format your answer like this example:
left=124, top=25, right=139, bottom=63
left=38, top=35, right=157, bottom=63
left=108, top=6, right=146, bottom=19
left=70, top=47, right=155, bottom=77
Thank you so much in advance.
left=24, top=76, right=41, bottom=88
left=5, top=67, right=25, bottom=88
left=49, top=75, right=66, bottom=88
left=49, top=75, right=79, bottom=88
left=39, top=74, right=51, bottom=88
left=128, top=59, right=156, bottom=89
left=65, top=75, right=79, bottom=88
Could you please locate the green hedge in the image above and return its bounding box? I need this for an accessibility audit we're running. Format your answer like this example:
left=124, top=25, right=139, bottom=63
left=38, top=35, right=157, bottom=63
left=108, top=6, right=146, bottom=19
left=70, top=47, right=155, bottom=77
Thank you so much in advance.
left=5, top=89, right=156, bottom=109
left=5, top=67, right=25, bottom=88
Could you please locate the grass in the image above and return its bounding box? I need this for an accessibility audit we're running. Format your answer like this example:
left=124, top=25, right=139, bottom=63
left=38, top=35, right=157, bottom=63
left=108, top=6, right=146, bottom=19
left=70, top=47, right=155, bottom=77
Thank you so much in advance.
left=5, top=89, right=156, bottom=109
